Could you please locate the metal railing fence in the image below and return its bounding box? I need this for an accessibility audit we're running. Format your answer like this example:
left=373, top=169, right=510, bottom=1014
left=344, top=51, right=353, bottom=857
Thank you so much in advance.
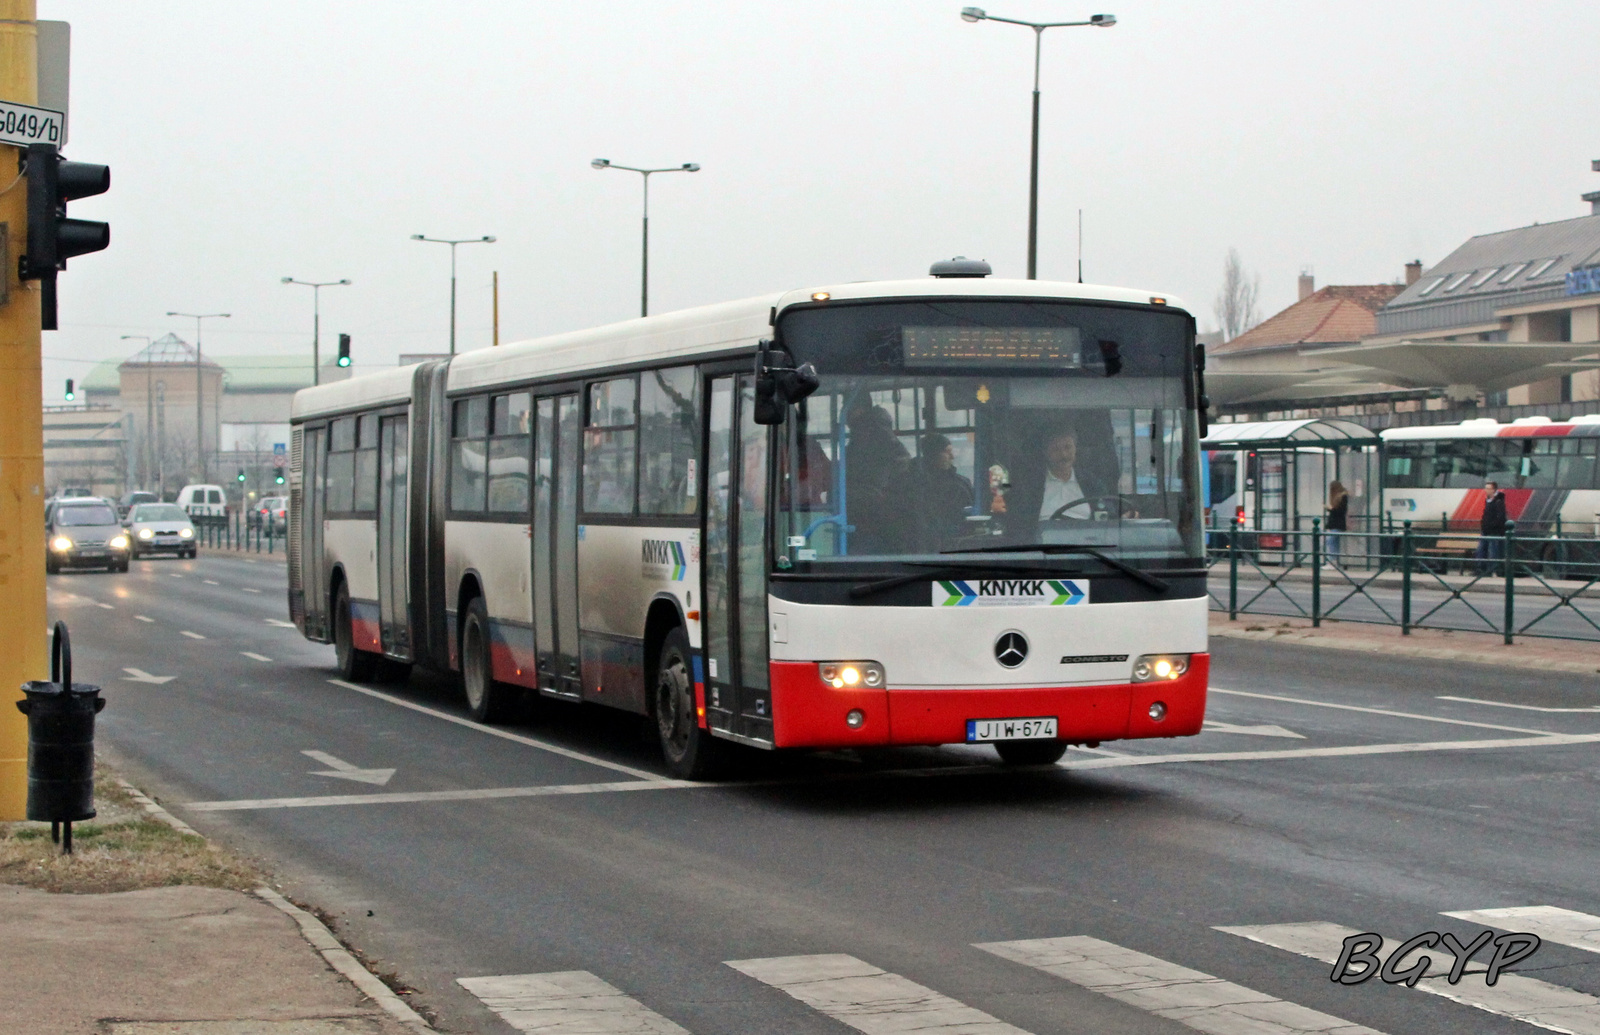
left=1207, top=519, right=1600, bottom=643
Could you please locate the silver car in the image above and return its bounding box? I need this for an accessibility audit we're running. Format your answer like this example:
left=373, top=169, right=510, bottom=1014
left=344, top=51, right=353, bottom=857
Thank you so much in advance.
left=125, top=502, right=198, bottom=559
left=46, top=499, right=132, bottom=573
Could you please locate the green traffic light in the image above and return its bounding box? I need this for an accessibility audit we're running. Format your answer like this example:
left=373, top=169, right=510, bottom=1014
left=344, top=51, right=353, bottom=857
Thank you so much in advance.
left=337, top=356, right=351, bottom=367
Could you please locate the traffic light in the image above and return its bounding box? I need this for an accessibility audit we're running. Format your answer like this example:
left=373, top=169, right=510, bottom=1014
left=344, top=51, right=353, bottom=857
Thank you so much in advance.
left=63, top=378, right=74, bottom=402
left=337, top=333, right=351, bottom=368
left=19, top=143, right=110, bottom=330
left=274, top=471, right=285, bottom=485
left=237, top=468, right=246, bottom=484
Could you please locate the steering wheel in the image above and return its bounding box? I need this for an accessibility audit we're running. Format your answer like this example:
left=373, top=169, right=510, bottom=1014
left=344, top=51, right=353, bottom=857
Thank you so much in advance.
left=1049, top=494, right=1133, bottom=520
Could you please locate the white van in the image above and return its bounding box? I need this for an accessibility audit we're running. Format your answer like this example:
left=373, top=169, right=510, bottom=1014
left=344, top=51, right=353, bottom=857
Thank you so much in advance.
left=176, top=483, right=228, bottom=523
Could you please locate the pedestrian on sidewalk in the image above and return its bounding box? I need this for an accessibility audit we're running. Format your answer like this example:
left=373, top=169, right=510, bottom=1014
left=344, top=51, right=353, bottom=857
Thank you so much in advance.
left=1324, top=480, right=1348, bottom=567
left=1477, top=480, right=1508, bottom=571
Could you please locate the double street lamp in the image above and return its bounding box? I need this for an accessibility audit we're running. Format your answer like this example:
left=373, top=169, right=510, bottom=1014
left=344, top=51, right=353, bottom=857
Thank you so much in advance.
left=961, top=7, right=1115, bottom=280
left=281, top=277, right=352, bottom=386
left=165, top=311, right=230, bottom=481
left=411, top=234, right=495, bottom=355
left=591, top=159, right=700, bottom=317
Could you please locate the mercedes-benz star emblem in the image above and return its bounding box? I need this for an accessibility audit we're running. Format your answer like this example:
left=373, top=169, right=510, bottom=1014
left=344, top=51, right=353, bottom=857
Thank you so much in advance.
left=994, top=631, right=1029, bottom=668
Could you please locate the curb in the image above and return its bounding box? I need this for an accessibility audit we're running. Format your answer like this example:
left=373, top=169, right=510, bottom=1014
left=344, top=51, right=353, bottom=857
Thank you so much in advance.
left=256, top=887, right=436, bottom=1035
left=1209, top=624, right=1600, bottom=676
left=116, top=777, right=435, bottom=1033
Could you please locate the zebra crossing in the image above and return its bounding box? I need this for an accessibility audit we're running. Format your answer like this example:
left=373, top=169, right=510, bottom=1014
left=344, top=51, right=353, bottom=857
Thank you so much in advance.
left=457, top=904, right=1600, bottom=1034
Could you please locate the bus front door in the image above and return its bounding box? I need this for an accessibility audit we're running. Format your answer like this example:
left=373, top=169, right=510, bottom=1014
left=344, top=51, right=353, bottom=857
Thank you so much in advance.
left=302, top=425, right=328, bottom=640
left=534, top=394, right=582, bottom=698
left=701, top=374, right=772, bottom=745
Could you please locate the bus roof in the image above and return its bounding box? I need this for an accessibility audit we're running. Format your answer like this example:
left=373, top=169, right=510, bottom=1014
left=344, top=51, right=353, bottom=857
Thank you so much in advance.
left=292, top=277, right=1192, bottom=413
left=447, top=277, right=1189, bottom=395
left=291, top=363, right=424, bottom=421
left=1381, top=415, right=1600, bottom=440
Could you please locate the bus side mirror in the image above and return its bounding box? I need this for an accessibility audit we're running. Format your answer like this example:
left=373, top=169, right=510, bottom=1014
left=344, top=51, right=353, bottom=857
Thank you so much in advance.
left=753, top=340, right=819, bottom=425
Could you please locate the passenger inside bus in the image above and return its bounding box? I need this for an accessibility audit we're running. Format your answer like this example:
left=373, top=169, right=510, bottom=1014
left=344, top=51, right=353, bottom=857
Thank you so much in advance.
left=916, top=432, right=974, bottom=537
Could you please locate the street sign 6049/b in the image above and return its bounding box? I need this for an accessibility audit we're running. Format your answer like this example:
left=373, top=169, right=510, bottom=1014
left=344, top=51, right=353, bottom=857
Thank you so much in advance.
left=0, top=101, right=65, bottom=148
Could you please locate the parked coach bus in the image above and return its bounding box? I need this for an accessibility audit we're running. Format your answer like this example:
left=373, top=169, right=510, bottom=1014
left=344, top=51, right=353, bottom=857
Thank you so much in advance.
left=288, top=267, right=1210, bottom=777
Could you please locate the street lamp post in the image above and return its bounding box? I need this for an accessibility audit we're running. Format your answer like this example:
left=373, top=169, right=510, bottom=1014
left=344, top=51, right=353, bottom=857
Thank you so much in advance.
left=410, top=235, right=495, bottom=355
left=121, top=334, right=153, bottom=487
left=165, top=311, right=231, bottom=482
left=281, top=278, right=352, bottom=385
left=590, top=159, right=701, bottom=317
left=960, top=7, right=1115, bottom=280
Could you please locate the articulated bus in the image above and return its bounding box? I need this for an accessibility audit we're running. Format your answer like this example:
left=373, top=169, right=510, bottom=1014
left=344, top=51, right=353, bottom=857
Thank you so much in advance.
left=1381, top=416, right=1600, bottom=535
left=288, top=271, right=1209, bottom=777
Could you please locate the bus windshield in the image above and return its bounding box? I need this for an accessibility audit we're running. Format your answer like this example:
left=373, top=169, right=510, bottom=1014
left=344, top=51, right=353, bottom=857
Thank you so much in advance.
left=774, top=299, right=1202, bottom=571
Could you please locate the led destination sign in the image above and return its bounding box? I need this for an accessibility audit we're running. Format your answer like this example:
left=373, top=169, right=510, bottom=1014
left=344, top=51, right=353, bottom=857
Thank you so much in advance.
left=902, top=325, right=1082, bottom=367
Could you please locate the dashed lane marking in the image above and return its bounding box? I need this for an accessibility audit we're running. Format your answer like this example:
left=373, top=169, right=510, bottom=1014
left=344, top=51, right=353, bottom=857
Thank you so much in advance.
left=1218, top=921, right=1600, bottom=1034
left=183, top=778, right=698, bottom=812
left=1444, top=906, right=1600, bottom=956
left=203, top=579, right=220, bottom=585
left=727, top=953, right=1035, bottom=1035
left=978, top=935, right=1385, bottom=1035
left=242, top=587, right=262, bottom=593
left=168, top=573, right=183, bottom=578
left=1054, top=732, right=1600, bottom=772
left=1437, top=695, right=1600, bottom=713
left=327, top=678, right=671, bottom=782
left=95, top=602, right=114, bottom=609
left=458, top=971, right=692, bottom=1034
left=240, top=651, right=272, bottom=662
left=1212, top=687, right=1560, bottom=736
left=135, top=615, right=154, bottom=623
left=180, top=631, right=206, bottom=640
left=264, top=618, right=296, bottom=628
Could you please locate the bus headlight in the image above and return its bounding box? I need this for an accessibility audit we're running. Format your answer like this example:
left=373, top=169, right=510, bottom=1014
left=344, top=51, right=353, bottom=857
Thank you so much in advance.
left=179, top=528, right=194, bottom=539
left=51, top=536, right=73, bottom=552
left=110, top=535, right=130, bottom=550
left=138, top=527, right=154, bottom=539
left=818, top=661, right=886, bottom=689
left=1133, top=654, right=1190, bottom=682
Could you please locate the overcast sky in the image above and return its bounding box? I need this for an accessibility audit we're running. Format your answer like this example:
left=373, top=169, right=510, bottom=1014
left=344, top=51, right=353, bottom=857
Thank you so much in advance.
left=40, top=0, right=1600, bottom=399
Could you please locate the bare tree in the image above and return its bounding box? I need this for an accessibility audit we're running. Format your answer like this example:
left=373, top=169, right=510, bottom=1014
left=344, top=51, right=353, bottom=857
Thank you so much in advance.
left=1214, top=248, right=1262, bottom=342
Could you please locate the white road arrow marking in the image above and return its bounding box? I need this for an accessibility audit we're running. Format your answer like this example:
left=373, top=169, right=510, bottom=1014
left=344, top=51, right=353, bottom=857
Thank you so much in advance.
left=302, top=749, right=395, bottom=786
left=122, top=667, right=175, bottom=684
left=1202, top=719, right=1305, bottom=739
left=265, top=618, right=296, bottom=628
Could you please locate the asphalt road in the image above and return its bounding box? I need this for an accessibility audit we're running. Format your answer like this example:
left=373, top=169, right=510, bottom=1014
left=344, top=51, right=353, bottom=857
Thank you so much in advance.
left=48, top=552, right=1600, bottom=1035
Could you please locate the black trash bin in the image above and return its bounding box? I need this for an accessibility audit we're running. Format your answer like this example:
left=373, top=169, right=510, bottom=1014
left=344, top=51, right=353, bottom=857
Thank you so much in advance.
left=15, top=622, right=103, bottom=853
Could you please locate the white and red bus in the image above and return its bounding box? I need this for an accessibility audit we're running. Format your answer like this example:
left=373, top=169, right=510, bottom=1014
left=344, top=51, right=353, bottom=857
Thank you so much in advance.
left=288, top=269, right=1210, bottom=777
left=1381, top=416, right=1600, bottom=534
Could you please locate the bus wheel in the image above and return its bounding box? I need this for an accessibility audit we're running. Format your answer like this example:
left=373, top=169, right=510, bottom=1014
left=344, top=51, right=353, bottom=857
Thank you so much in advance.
left=334, top=583, right=377, bottom=682
left=993, top=741, right=1068, bottom=766
left=461, top=597, right=511, bottom=723
left=655, top=627, right=722, bottom=779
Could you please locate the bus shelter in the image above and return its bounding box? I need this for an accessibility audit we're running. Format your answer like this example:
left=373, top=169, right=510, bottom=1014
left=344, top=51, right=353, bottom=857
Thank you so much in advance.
left=1201, top=419, right=1381, bottom=553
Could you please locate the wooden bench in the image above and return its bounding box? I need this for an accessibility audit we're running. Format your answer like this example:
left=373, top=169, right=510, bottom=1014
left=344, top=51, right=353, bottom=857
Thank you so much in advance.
left=1413, top=535, right=1479, bottom=573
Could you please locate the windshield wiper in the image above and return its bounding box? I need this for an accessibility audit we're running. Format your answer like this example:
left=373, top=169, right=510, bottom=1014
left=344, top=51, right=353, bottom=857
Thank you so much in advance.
left=848, top=565, right=1006, bottom=600
left=940, top=543, right=1170, bottom=593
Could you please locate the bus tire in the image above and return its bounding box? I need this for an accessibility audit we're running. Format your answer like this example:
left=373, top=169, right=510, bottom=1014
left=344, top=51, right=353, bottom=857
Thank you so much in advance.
left=993, top=741, right=1068, bottom=766
left=334, top=582, right=378, bottom=682
left=461, top=597, right=512, bottom=723
left=655, top=627, right=722, bottom=780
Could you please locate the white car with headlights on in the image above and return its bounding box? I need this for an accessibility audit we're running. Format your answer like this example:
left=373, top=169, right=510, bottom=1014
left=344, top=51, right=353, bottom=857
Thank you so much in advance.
left=125, top=502, right=197, bottom=559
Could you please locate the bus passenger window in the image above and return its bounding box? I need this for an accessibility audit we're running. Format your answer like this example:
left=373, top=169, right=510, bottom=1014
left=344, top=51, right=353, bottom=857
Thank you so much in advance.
left=327, top=417, right=357, bottom=512
left=584, top=378, right=637, bottom=515
left=487, top=393, right=532, bottom=513
left=638, top=366, right=699, bottom=516
left=354, top=413, right=379, bottom=512
left=450, top=396, right=489, bottom=513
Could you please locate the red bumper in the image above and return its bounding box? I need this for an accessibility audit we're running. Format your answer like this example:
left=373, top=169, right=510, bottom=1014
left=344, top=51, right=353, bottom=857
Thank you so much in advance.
left=769, top=655, right=1208, bottom=749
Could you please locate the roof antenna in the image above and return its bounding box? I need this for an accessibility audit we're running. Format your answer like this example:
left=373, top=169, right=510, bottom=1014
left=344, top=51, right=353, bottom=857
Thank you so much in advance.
left=1077, top=209, right=1084, bottom=284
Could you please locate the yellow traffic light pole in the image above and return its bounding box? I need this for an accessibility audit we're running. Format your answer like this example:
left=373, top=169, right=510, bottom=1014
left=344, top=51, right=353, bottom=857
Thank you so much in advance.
left=0, top=0, right=44, bottom=820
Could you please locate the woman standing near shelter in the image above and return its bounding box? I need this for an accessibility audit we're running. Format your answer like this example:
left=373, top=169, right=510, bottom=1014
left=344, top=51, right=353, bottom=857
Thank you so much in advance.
left=1324, top=481, right=1348, bottom=566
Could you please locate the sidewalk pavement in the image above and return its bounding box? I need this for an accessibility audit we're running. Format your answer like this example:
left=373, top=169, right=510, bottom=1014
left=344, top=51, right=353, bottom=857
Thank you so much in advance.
left=2, top=792, right=432, bottom=1035
left=1210, top=612, right=1600, bottom=676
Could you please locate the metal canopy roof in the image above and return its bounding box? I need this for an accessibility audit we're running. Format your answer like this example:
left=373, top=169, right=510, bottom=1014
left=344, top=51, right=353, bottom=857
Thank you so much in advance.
left=1315, top=340, right=1600, bottom=395
left=1202, top=418, right=1380, bottom=449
